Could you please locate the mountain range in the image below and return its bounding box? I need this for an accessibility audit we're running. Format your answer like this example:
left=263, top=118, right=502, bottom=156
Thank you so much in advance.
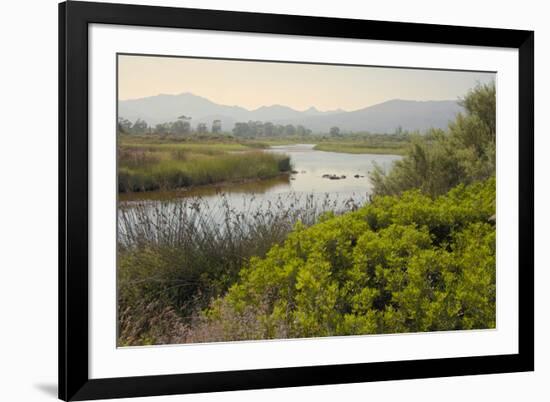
left=118, top=92, right=463, bottom=134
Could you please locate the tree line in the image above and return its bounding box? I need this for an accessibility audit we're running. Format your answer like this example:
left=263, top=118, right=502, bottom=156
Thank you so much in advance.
left=232, top=121, right=312, bottom=137
left=117, top=116, right=316, bottom=138
left=117, top=116, right=223, bottom=136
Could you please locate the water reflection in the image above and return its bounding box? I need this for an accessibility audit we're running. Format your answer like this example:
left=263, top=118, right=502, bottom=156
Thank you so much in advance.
left=267, top=144, right=399, bottom=194
left=118, top=144, right=401, bottom=234
left=119, top=174, right=291, bottom=203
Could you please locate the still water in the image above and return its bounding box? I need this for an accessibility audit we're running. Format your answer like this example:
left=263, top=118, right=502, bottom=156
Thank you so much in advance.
left=267, top=144, right=399, bottom=195
left=118, top=144, right=401, bottom=237
left=121, top=144, right=400, bottom=202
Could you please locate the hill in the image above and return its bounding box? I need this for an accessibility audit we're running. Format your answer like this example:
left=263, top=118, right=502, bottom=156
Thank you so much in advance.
left=118, top=93, right=462, bottom=134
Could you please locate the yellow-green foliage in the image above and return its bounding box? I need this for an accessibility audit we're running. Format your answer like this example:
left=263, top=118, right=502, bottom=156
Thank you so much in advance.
left=203, top=178, right=496, bottom=340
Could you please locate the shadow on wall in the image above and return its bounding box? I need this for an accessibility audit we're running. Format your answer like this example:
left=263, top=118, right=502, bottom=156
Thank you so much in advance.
left=34, top=383, right=57, bottom=398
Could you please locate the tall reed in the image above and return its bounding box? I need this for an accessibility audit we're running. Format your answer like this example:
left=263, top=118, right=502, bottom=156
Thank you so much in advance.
left=118, top=149, right=291, bottom=193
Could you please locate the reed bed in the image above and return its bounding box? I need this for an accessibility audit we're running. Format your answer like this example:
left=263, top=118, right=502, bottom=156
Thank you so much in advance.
left=118, top=147, right=291, bottom=192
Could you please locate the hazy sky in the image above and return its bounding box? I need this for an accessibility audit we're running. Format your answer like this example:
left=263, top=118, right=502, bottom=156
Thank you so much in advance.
left=118, top=54, right=495, bottom=111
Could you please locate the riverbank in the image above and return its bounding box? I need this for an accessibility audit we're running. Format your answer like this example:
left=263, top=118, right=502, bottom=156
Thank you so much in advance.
left=116, top=134, right=408, bottom=194
left=118, top=173, right=290, bottom=202
left=313, top=142, right=408, bottom=155
left=118, top=138, right=291, bottom=193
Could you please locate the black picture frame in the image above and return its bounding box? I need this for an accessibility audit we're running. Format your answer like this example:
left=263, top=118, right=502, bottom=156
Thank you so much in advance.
left=59, top=1, right=534, bottom=400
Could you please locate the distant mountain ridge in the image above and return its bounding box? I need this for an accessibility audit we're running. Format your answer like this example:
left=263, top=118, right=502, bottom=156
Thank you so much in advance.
left=118, top=92, right=462, bottom=134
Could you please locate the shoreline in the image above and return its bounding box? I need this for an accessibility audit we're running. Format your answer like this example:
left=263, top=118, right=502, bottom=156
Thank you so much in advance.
left=312, top=143, right=406, bottom=156
left=118, top=172, right=290, bottom=202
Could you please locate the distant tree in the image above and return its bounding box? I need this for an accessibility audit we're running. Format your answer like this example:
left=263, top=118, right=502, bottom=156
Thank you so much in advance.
left=176, top=115, right=192, bottom=135
left=296, top=125, right=310, bottom=137
left=117, top=117, right=133, bottom=134
left=132, top=119, right=149, bottom=135
left=284, top=124, right=296, bottom=136
left=246, top=121, right=258, bottom=137
left=263, top=122, right=274, bottom=137
left=330, top=126, right=341, bottom=137
left=233, top=122, right=250, bottom=137
left=231, top=121, right=311, bottom=138
left=154, top=123, right=169, bottom=135
left=171, top=120, right=189, bottom=135
left=197, top=123, right=208, bottom=134
left=275, top=125, right=285, bottom=136
left=212, top=120, right=222, bottom=134
left=252, top=121, right=264, bottom=137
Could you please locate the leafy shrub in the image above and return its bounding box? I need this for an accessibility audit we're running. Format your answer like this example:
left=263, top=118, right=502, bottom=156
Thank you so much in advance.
left=193, top=178, right=496, bottom=341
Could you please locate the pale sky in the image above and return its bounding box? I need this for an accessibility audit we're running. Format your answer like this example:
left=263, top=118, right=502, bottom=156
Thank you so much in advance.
left=118, top=54, right=495, bottom=112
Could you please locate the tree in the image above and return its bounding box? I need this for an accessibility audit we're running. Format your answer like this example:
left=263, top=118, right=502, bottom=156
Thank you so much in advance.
left=171, top=120, right=189, bottom=135
left=254, top=121, right=264, bottom=137
left=275, top=125, right=285, bottom=136
left=197, top=123, right=208, bottom=134
left=248, top=121, right=262, bottom=137
left=459, top=82, right=496, bottom=138
left=370, top=81, right=496, bottom=197
left=263, top=122, right=274, bottom=137
left=117, top=117, right=133, bottom=134
left=284, top=124, right=296, bottom=136
left=177, top=115, right=192, bottom=135
left=211, top=120, right=222, bottom=134
left=296, top=125, right=310, bottom=137
left=154, top=123, right=169, bottom=135
left=231, top=121, right=311, bottom=138
left=330, top=126, right=341, bottom=137
left=132, top=119, right=149, bottom=135
left=233, top=122, right=250, bottom=137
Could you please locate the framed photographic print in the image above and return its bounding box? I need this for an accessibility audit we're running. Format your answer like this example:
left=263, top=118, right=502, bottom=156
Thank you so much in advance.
left=59, top=1, right=534, bottom=400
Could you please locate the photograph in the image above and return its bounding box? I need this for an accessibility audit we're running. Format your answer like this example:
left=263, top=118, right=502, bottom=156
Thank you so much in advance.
left=116, top=54, right=497, bottom=347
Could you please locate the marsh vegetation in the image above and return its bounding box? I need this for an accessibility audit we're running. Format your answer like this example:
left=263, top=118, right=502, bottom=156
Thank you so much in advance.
left=118, top=138, right=291, bottom=193
left=117, top=82, right=497, bottom=346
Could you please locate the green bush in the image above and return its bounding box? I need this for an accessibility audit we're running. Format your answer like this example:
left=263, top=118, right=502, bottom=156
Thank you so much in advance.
left=197, top=178, right=496, bottom=341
